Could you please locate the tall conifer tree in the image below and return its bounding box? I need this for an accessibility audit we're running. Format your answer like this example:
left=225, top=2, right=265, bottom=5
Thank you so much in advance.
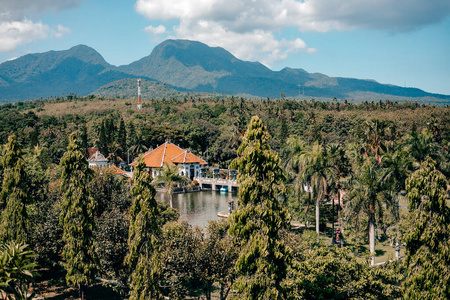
left=403, top=158, right=450, bottom=299
left=229, top=116, right=291, bottom=299
left=0, top=135, right=29, bottom=243
left=126, top=156, right=162, bottom=299
left=98, top=119, right=107, bottom=154
left=59, top=133, right=97, bottom=300
left=118, top=117, right=127, bottom=158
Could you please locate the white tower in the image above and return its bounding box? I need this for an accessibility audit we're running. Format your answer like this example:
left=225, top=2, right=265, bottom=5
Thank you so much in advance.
left=137, top=79, right=142, bottom=110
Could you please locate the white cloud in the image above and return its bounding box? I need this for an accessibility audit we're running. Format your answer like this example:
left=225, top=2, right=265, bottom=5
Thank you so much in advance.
left=144, top=25, right=166, bottom=34
left=136, top=0, right=450, bottom=32
left=54, top=24, right=71, bottom=38
left=135, top=0, right=450, bottom=63
left=0, top=0, right=81, bottom=52
left=0, top=19, right=49, bottom=52
left=0, top=0, right=83, bottom=21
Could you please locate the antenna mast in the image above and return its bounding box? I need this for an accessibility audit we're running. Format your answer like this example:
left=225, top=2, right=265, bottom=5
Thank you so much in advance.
left=137, top=78, right=142, bottom=110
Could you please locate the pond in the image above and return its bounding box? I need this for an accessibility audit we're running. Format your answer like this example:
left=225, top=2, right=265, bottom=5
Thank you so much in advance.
left=156, top=191, right=239, bottom=228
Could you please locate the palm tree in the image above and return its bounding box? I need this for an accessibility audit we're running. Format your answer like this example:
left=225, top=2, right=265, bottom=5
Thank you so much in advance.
left=127, top=132, right=148, bottom=163
left=153, top=163, right=190, bottom=208
left=380, top=148, right=414, bottom=244
left=404, top=128, right=435, bottom=163
left=299, top=141, right=335, bottom=239
left=358, top=119, right=393, bottom=164
left=345, top=158, right=391, bottom=265
left=382, top=148, right=414, bottom=194
left=326, top=143, right=350, bottom=230
left=283, top=137, right=310, bottom=225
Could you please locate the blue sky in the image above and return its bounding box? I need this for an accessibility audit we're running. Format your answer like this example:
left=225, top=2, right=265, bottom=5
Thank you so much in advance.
left=1, top=0, right=449, bottom=95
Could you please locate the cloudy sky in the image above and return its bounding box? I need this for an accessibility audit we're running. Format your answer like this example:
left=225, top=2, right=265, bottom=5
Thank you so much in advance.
left=1, top=0, right=449, bottom=94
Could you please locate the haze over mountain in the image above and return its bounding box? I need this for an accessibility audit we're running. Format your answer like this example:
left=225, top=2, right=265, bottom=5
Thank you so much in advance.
left=0, top=40, right=448, bottom=104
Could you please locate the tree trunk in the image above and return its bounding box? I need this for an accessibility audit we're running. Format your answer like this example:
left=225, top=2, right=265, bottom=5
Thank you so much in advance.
left=205, top=287, right=211, bottom=300
left=169, top=193, right=173, bottom=209
left=304, top=191, right=310, bottom=228
left=220, top=284, right=225, bottom=300
left=220, top=283, right=232, bottom=300
left=369, top=215, right=375, bottom=266
left=79, top=283, right=86, bottom=300
left=316, top=198, right=320, bottom=242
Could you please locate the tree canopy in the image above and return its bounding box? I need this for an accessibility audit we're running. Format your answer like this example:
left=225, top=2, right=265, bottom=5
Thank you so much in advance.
left=59, top=133, right=97, bottom=300
left=229, top=116, right=291, bottom=299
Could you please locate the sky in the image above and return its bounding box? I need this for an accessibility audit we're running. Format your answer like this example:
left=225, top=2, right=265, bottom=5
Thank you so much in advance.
left=0, top=0, right=449, bottom=95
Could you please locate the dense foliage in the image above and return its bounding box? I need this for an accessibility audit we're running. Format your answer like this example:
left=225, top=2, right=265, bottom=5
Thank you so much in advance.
left=229, top=116, right=291, bottom=299
left=0, top=95, right=448, bottom=299
left=126, top=156, right=162, bottom=299
left=403, top=159, right=450, bottom=299
left=59, top=134, right=98, bottom=299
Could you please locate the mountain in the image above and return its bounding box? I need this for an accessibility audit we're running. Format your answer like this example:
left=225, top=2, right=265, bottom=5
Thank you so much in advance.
left=0, top=45, right=136, bottom=101
left=118, top=40, right=449, bottom=102
left=1, top=40, right=449, bottom=103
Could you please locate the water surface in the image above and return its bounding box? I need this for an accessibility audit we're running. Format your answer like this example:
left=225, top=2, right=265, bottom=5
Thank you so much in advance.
left=156, top=191, right=238, bottom=228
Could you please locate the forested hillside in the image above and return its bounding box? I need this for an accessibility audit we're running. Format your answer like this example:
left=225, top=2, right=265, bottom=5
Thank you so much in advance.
left=0, top=95, right=449, bottom=299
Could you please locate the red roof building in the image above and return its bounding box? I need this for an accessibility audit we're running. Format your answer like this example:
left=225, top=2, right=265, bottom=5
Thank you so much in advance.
left=130, top=141, right=207, bottom=179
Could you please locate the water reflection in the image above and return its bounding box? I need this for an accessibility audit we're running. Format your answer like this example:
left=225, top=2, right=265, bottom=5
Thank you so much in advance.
left=156, top=191, right=238, bottom=228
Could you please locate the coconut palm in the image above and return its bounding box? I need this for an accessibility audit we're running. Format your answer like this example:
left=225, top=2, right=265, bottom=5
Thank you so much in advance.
left=298, top=141, right=335, bottom=239
left=153, top=163, right=190, bottom=208
left=404, top=128, right=436, bottom=163
left=358, top=119, right=393, bottom=164
left=326, top=143, right=350, bottom=229
left=127, top=132, right=148, bottom=163
left=283, top=137, right=310, bottom=225
left=345, top=158, right=392, bottom=265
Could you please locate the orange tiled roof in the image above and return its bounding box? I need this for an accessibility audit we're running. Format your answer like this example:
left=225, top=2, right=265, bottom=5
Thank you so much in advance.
left=109, top=165, right=127, bottom=175
left=130, top=142, right=206, bottom=167
left=172, top=151, right=207, bottom=165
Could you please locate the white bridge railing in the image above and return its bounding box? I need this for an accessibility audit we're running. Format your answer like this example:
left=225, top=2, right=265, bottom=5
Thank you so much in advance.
left=194, top=177, right=239, bottom=192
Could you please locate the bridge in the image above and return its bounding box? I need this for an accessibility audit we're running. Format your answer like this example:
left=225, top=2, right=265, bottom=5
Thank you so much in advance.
left=194, top=177, right=239, bottom=193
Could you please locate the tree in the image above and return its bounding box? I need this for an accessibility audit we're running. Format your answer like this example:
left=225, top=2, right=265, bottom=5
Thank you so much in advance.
left=282, top=137, right=311, bottom=225
left=59, top=133, right=97, bottom=300
left=402, top=158, right=450, bottom=299
left=117, top=117, right=127, bottom=159
left=380, top=148, right=413, bottom=244
left=98, top=119, right=108, bottom=155
left=358, top=119, right=393, bottom=164
left=0, top=135, right=29, bottom=244
left=289, top=245, right=401, bottom=299
left=0, top=241, right=39, bottom=300
left=345, top=158, right=392, bottom=265
left=298, top=141, right=335, bottom=238
left=159, top=221, right=203, bottom=299
left=125, top=156, right=162, bottom=300
left=202, top=220, right=238, bottom=300
left=127, top=132, right=148, bottom=164
left=90, top=168, right=131, bottom=285
left=229, top=116, right=291, bottom=299
left=153, top=163, right=190, bottom=209
left=79, top=123, right=88, bottom=157
left=404, top=128, right=436, bottom=163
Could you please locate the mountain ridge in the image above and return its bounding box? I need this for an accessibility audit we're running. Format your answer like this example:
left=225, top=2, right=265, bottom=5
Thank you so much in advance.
left=0, top=40, right=448, bottom=103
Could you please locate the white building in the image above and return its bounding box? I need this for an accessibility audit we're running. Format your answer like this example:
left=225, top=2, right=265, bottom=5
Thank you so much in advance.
left=130, top=141, right=207, bottom=179
left=87, top=148, right=108, bottom=168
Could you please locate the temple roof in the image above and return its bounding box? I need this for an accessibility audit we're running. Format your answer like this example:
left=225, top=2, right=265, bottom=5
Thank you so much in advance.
left=130, top=141, right=206, bottom=167
left=88, top=149, right=108, bottom=163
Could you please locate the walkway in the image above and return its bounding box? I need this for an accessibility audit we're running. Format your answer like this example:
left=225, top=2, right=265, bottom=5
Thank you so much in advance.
left=194, top=177, right=239, bottom=193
